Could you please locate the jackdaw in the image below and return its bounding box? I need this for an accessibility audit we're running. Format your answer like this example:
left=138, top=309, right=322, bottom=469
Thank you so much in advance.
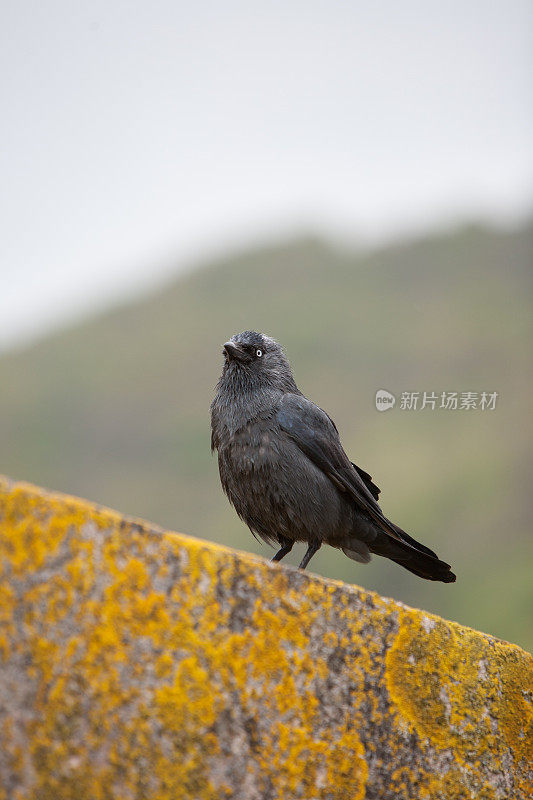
left=211, top=331, right=456, bottom=582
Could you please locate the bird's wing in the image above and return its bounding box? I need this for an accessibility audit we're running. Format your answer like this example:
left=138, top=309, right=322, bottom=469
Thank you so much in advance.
left=352, top=464, right=380, bottom=500
left=277, top=394, right=400, bottom=538
left=320, top=410, right=380, bottom=499
left=277, top=394, right=455, bottom=580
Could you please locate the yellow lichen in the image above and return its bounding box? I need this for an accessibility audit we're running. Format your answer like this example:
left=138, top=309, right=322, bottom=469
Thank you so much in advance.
left=0, top=474, right=531, bottom=800
left=386, top=608, right=533, bottom=798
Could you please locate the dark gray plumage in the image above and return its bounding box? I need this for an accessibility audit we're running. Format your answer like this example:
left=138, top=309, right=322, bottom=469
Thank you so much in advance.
left=210, top=331, right=456, bottom=583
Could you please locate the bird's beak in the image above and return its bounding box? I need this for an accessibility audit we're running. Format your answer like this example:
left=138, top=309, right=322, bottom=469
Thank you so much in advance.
left=223, top=341, right=246, bottom=361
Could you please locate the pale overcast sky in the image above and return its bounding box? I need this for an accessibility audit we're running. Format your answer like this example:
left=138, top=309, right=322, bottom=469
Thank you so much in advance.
left=1, top=1, right=532, bottom=348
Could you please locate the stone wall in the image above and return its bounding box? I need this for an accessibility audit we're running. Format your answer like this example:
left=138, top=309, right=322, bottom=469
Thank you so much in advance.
left=0, top=475, right=531, bottom=799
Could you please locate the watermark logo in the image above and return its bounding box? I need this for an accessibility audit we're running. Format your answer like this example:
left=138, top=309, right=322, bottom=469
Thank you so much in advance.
left=375, top=389, right=396, bottom=411
left=375, top=389, right=499, bottom=411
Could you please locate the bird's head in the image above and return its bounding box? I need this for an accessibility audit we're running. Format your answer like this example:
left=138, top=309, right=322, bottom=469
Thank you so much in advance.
left=220, top=331, right=297, bottom=392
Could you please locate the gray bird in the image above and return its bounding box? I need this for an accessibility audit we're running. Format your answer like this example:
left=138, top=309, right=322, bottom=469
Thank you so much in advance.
left=210, top=331, right=456, bottom=582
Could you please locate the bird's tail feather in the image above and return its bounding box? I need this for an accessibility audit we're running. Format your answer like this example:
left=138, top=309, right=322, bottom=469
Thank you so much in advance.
left=369, top=521, right=456, bottom=583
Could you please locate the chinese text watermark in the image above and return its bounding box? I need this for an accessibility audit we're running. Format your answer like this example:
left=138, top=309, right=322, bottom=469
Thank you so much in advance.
left=375, top=389, right=498, bottom=412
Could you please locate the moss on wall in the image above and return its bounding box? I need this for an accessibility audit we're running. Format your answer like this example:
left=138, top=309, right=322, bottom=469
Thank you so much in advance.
left=0, top=475, right=531, bottom=799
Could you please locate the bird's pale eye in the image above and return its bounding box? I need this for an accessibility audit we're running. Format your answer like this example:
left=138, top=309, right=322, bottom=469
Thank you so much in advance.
left=256, top=349, right=263, bottom=357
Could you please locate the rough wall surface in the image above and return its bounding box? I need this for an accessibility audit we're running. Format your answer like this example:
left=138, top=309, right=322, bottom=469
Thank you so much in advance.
left=0, top=475, right=531, bottom=800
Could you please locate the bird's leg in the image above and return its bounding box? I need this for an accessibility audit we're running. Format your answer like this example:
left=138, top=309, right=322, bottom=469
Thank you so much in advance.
left=298, top=540, right=321, bottom=570
left=271, top=537, right=294, bottom=563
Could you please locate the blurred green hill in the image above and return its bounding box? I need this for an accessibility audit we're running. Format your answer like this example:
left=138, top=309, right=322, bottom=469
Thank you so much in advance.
left=1, top=221, right=531, bottom=650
